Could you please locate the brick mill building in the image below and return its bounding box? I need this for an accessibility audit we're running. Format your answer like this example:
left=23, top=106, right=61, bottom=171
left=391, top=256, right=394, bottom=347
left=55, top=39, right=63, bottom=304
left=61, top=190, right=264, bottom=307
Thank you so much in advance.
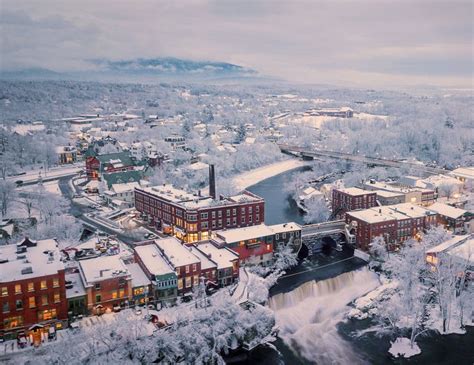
left=331, top=187, right=377, bottom=218
left=135, top=170, right=265, bottom=243
left=345, top=203, right=438, bottom=251
left=0, top=238, right=68, bottom=341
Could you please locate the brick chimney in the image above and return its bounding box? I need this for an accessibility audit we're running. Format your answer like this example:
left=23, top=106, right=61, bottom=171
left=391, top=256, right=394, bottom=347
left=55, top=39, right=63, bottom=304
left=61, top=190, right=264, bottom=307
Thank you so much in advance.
left=209, top=164, right=216, bottom=199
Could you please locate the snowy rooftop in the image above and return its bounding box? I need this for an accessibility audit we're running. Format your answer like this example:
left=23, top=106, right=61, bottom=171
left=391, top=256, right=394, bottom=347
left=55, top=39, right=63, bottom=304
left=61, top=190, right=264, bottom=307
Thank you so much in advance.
left=189, top=246, right=217, bottom=271
left=0, top=238, right=64, bottom=282
left=428, top=202, right=467, bottom=219
left=79, top=255, right=130, bottom=286
left=336, top=187, right=374, bottom=196
left=111, top=182, right=140, bottom=194
left=347, top=203, right=436, bottom=224
left=126, top=263, right=151, bottom=288
left=364, top=181, right=433, bottom=194
left=374, top=190, right=405, bottom=198
left=448, top=238, right=473, bottom=263
left=186, top=162, right=209, bottom=171
left=65, top=272, right=86, bottom=299
left=134, top=244, right=175, bottom=277
left=269, top=222, right=302, bottom=234
left=215, top=224, right=275, bottom=243
left=426, top=235, right=470, bottom=255
left=450, top=167, right=474, bottom=180
left=154, top=237, right=200, bottom=268
left=195, top=242, right=238, bottom=270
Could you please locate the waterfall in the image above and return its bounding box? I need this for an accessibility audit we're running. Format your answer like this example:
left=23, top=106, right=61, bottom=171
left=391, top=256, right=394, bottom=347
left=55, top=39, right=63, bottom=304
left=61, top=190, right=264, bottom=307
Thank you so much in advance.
left=269, top=268, right=380, bottom=365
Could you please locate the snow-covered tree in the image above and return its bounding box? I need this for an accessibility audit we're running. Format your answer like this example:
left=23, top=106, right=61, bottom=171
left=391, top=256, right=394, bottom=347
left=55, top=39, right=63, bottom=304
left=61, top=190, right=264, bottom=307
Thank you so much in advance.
left=303, top=197, right=330, bottom=224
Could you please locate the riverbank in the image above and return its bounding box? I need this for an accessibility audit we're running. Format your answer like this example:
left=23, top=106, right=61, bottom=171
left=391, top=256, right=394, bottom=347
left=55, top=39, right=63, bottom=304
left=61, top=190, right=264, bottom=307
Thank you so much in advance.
left=234, top=158, right=307, bottom=191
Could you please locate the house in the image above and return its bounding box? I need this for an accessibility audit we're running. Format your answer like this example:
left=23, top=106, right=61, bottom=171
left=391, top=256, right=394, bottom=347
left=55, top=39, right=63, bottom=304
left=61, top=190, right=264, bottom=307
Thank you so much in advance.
left=363, top=180, right=435, bottom=206
left=133, top=243, right=178, bottom=306
left=56, top=146, right=77, bottom=164
left=428, top=202, right=472, bottom=234
left=65, top=269, right=87, bottom=319
left=194, top=242, right=239, bottom=287
left=103, top=181, right=142, bottom=208
left=449, top=167, right=474, bottom=192
left=125, top=263, right=151, bottom=306
left=426, top=235, right=473, bottom=278
left=346, top=203, right=438, bottom=251
left=78, top=255, right=132, bottom=315
left=0, top=238, right=68, bottom=341
left=188, top=246, right=218, bottom=286
left=164, top=135, right=186, bottom=150
left=85, top=151, right=136, bottom=180
left=426, top=235, right=471, bottom=267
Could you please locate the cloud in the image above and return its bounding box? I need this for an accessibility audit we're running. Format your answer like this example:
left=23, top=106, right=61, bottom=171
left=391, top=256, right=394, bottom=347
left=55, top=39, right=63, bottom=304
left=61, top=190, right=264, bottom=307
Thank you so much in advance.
left=1, top=0, right=472, bottom=87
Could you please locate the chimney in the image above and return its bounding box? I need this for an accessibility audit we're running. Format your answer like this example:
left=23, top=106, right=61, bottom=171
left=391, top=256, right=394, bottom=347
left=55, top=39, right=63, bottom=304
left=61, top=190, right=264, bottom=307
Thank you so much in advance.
left=209, top=164, right=216, bottom=199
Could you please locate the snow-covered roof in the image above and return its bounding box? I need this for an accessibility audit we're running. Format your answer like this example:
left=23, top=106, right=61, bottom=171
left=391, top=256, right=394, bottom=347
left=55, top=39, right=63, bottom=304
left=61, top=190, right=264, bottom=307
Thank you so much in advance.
left=428, top=202, right=467, bottom=219
left=189, top=246, right=217, bottom=271
left=186, top=162, right=209, bottom=171
left=449, top=167, right=474, bottom=180
left=336, top=187, right=374, bottom=196
left=65, top=272, right=86, bottom=299
left=215, top=224, right=275, bottom=243
left=126, top=263, right=151, bottom=288
left=269, top=222, right=302, bottom=234
left=347, top=203, right=436, bottom=224
left=195, top=242, right=238, bottom=270
left=448, top=238, right=473, bottom=263
left=134, top=244, right=175, bottom=277
left=374, top=190, right=405, bottom=198
left=111, top=182, right=140, bottom=194
left=154, top=237, right=200, bottom=268
left=426, top=235, right=470, bottom=254
left=79, top=255, right=130, bottom=286
left=0, top=238, right=64, bottom=282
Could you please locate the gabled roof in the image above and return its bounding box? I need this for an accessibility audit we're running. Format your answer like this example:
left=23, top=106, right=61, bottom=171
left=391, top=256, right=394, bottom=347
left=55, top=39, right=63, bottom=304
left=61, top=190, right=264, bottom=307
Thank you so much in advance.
left=96, top=152, right=134, bottom=167
left=102, top=170, right=144, bottom=188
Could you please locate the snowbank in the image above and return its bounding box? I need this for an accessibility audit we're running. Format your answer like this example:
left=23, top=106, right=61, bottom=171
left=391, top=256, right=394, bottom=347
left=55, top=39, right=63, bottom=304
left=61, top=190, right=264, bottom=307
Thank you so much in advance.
left=233, top=159, right=307, bottom=191
left=389, top=337, right=421, bottom=358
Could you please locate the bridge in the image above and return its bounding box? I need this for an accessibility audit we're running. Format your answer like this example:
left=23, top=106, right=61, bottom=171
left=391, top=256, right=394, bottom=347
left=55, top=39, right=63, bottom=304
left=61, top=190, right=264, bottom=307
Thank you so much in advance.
left=301, top=220, right=355, bottom=255
left=278, top=144, right=447, bottom=175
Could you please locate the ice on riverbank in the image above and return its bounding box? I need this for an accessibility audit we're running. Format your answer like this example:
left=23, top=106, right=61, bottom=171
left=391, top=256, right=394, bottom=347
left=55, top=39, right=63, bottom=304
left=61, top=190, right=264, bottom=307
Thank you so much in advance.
left=389, top=337, right=421, bottom=358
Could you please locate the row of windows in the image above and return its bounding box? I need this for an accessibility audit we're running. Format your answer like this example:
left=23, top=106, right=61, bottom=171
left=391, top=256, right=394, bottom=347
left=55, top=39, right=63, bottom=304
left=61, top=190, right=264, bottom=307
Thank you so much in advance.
left=176, top=264, right=198, bottom=275
left=156, top=279, right=177, bottom=288
left=2, top=293, right=61, bottom=313
left=177, top=275, right=200, bottom=290
left=95, top=288, right=126, bottom=303
left=1, top=279, right=60, bottom=297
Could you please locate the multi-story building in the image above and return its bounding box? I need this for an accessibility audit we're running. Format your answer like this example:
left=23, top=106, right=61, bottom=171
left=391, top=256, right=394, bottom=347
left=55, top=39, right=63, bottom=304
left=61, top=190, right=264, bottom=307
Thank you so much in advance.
left=85, top=151, right=136, bottom=180
left=188, top=246, right=217, bottom=286
left=56, top=145, right=77, bottom=164
left=135, top=184, right=265, bottom=243
left=65, top=269, right=87, bottom=319
left=363, top=180, right=435, bottom=206
left=449, top=167, right=474, bottom=192
left=78, top=255, right=133, bottom=315
left=195, top=243, right=239, bottom=287
left=331, top=188, right=377, bottom=218
left=133, top=243, right=178, bottom=306
left=164, top=135, right=186, bottom=150
left=0, top=238, right=68, bottom=341
left=429, top=203, right=472, bottom=234
left=154, top=237, right=201, bottom=295
left=212, top=222, right=302, bottom=265
left=345, top=203, right=438, bottom=251
left=125, top=263, right=151, bottom=306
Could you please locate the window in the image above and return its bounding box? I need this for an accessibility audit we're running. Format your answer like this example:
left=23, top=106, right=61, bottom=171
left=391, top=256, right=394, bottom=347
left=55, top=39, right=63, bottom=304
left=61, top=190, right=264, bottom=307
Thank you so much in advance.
left=134, top=287, right=144, bottom=296
left=218, top=210, right=222, bottom=218
left=233, top=208, right=237, bottom=216
left=201, top=212, right=208, bottom=219
left=275, top=233, right=279, bottom=240
left=212, top=220, right=216, bottom=229
left=40, top=280, right=47, bottom=290
left=95, top=283, right=101, bottom=291
left=249, top=207, right=253, bottom=214
left=178, top=279, right=183, bottom=290
left=283, top=233, right=287, bottom=239
left=193, top=275, right=199, bottom=286
left=27, top=282, right=34, bottom=292
left=201, top=221, right=208, bottom=229
left=14, top=285, right=22, bottom=295
left=2, top=302, right=9, bottom=313
left=226, top=218, right=231, bottom=226
left=119, top=288, right=125, bottom=298
left=95, top=294, right=101, bottom=303
left=226, top=209, right=230, bottom=216
left=54, top=292, right=60, bottom=303
left=249, top=216, right=252, bottom=223
left=38, top=309, right=57, bottom=321
left=241, top=216, right=245, bottom=224
left=41, top=295, right=48, bottom=306
left=29, top=297, right=36, bottom=308
left=266, top=244, right=271, bottom=251
left=176, top=267, right=181, bottom=275
left=218, top=219, right=222, bottom=227
left=256, top=215, right=259, bottom=222
left=296, top=231, right=300, bottom=237
left=212, top=211, right=216, bottom=219
left=3, top=315, right=23, bottom=329
left=256, top=206, right=260, bottom=214
left=232, top=217, right=237, bottom=225
left=241, top=207, right=245, bottom=214
left=53, top=278, right=60, bottom=288
left=185, top=277, right=192, bottom=288
left=185, top=265, right=190, bottom=273
left=192, top=264, right=197, bottom=272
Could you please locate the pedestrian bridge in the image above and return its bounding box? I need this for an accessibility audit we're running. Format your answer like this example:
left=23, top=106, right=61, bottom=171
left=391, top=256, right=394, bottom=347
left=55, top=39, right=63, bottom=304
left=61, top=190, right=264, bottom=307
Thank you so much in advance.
left=301, top=220, right=356, bottom=256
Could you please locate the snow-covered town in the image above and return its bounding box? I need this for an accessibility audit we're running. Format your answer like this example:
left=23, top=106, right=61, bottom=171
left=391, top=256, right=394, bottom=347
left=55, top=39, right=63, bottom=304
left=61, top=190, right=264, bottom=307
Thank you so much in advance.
left=1, top=2, right=473, bottom=365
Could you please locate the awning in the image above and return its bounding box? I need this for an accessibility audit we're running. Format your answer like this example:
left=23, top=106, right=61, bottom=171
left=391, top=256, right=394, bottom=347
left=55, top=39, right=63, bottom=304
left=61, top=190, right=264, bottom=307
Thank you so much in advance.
left=28, top=324, right=44, bottom=331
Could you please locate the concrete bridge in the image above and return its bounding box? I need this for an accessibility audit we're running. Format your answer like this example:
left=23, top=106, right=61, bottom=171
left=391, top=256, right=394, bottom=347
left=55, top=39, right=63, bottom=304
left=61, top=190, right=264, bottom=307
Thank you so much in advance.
left=300, top=220, right=355, bottom=256
left=278, top=144, right=447, bottom=175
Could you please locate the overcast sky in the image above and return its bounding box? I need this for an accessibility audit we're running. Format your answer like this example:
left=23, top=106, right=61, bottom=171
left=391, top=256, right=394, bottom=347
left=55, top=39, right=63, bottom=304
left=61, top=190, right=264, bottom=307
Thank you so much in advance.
left=1, top=0, right=472, bottom=88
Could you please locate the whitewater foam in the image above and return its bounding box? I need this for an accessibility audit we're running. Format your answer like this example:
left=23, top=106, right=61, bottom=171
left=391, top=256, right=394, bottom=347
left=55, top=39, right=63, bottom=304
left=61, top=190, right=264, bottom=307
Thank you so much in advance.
left=269, top=268, right=380, bottom=365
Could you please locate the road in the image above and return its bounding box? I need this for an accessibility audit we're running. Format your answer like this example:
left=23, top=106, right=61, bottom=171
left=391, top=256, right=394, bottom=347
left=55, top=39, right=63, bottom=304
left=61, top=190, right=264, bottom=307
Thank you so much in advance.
left=58, top=176, right=146, bottom=245
left=278, top=144, right=448, bottom=175
left=9, top=163, right=83, bottom=186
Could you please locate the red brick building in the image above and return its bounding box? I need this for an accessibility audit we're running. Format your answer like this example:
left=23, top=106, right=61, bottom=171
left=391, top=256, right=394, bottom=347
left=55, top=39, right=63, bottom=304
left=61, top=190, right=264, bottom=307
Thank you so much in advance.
left=0, top=238, right=68, bottom=341
left=85, top=151, right=136, bottom=180
left=78, top=255, right=133, bottom=315
left=345, top=203, right=438, bottom=251
left=135, top=184, right=265, bottom=243
left=332, top=188, right=377, bottom=219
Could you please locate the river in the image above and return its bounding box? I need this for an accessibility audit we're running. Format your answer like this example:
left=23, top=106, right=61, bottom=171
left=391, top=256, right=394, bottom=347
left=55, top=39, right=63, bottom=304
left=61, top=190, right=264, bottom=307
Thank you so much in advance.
left=241, top=168, right=474, bottom=365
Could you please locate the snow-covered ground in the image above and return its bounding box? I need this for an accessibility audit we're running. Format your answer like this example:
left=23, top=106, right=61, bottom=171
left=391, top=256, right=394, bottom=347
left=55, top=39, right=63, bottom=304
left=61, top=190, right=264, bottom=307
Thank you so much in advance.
left=7, top=163, right=82, bottom=184
left=389, top=337, right=421, bottom=358
left=19, top=180, right=62, bottom=195
left=232, top=159, right=307, bottom=191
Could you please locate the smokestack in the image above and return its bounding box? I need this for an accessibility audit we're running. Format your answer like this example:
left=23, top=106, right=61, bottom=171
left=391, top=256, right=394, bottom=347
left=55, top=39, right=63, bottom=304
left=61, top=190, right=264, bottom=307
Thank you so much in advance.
left=209, top=164, right=216, bottom=199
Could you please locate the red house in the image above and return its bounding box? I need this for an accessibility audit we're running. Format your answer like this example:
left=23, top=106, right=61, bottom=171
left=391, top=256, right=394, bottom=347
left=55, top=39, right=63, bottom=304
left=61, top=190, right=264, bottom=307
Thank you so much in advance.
left=85, top=152, right=136, bottom=180
left=0, top=238, right=68, bottom=341
left=332, top=187, right=377, bottom=219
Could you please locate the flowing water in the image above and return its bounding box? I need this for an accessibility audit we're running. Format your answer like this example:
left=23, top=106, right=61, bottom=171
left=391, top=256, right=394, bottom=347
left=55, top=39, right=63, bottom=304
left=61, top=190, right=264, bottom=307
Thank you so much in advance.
left=268, top=268, right=380, bottom=365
